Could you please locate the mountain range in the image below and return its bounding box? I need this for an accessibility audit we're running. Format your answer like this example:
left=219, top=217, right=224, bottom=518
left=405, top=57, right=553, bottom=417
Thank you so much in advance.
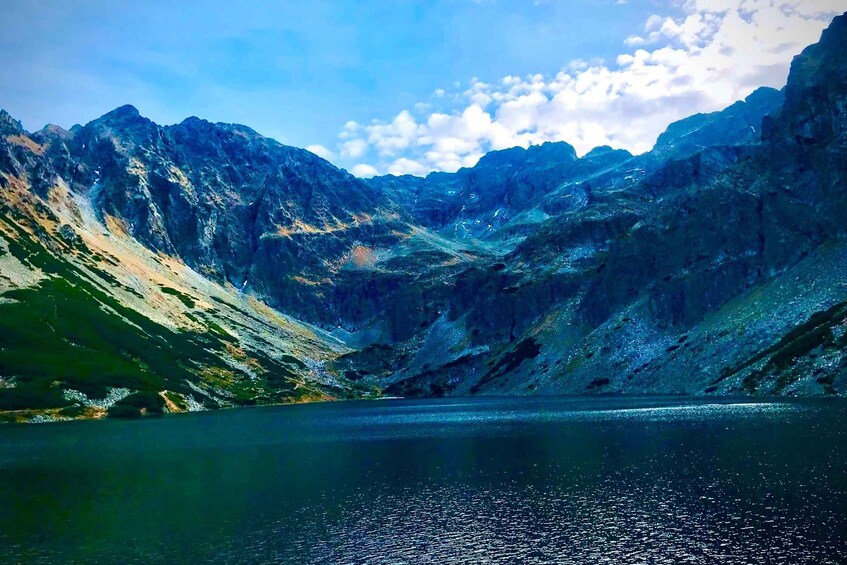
left=0, top=13, right=845, bottom=422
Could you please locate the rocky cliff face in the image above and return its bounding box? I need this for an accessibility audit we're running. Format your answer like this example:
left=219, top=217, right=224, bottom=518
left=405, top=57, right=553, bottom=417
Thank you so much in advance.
left=652, top=87, right=784, bottom=160
left=60, top=108, right=416, bottom=329
left=0, top=133, right=370, bottom=421
left=373, top=14, right=846, bottom=399
left=1, top=14, right=845, bottom=420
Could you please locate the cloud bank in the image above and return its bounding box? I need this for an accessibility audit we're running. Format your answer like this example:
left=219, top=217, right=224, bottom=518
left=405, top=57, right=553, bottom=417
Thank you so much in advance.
left=331, top=0, right=843, bottom=177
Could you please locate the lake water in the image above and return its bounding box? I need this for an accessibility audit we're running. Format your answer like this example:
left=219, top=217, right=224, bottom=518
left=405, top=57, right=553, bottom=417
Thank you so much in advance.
left=0, top=396, right=845, bottom=564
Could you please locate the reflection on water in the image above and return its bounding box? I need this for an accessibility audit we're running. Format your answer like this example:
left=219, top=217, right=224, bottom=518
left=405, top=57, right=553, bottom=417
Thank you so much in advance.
left=0, top=396, right=845, bottom=564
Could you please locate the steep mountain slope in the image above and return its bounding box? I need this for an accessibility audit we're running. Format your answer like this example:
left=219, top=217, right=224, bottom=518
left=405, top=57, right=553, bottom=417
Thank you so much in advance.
left=342, top=88, right=785, bottom=353
left=0, top=115, right=373, bottom=422
left=41, top=107, right=414, bottom=329
left=651, top=86, right=785, bottom=161
left=0, top=13, right=845, bottom=421
left=376, top=15, right=846, bottom=398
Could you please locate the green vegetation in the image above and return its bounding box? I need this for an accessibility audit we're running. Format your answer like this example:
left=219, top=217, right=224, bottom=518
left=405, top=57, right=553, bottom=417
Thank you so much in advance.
left=767, top=306, right=842, bottom=372
left=0, top=275, right=216, bottom=406
left=160, top=285, right=196, bottom=308
left=735, top=301, right=846, bottom=393
left=0, top=214, right=329, bottom=416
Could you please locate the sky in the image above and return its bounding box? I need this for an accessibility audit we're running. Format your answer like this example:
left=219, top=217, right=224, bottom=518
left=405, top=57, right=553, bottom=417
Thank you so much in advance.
left=1, top=1, right=844, bottom=177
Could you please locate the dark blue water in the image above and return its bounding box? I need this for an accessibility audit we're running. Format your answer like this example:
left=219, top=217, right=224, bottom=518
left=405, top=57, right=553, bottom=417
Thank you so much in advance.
left=1, top=396, right=846, bottom=564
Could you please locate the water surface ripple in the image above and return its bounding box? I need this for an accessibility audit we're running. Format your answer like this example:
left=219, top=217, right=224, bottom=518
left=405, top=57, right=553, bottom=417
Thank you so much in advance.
left=0, top=396, right=845, bottom=563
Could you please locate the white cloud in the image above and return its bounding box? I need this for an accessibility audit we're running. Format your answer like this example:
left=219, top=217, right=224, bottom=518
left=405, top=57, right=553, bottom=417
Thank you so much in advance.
left=387, top=157, right=429, bottom=176
left=645, top=14, right=665, bottom=31
left=338, top=120, right=361, bottom=140
left=306, top=144, right=335, bottom=160
left=334, top=0, right=842, bottom=176
left=341, top=138, right=369, bottom=159
left=366, top=110, right=421, bottom=157
left=350, top=163, right=379, bottom=178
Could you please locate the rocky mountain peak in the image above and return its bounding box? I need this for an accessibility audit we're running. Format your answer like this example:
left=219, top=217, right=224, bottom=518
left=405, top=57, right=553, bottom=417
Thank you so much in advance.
left=785, top=12, right=847, bottom=95
left=34, top=123, right=71, bottom=140
left=81, top=104, right=158, bottom=150
left=743, top=86, right=783, bottom=111
left=526, top=140, right=578, bottom=163
left=473, top=145, right=529, bottom=169
left=652, top=86, right=784, bottom=159
left=104, top=104, right=141, bottom=119
left=584, top=145, right=615, bottom=158
left=177, top=115, right=210, bottom=128
left=0, top=109, right=24, bottom=136
left=582, top=145, right=633, bottom=162
left=767, top=12, right=847, bottom=146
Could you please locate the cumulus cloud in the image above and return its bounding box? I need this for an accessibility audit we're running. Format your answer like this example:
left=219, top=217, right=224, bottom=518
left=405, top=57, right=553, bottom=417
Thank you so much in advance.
left=350, top=163, right=379, bottom=178
left=334, top=0, right=843, bottom=176
left=338, top=120, right=361, bottom=140
left=366, top=110, right=421, bottom=157
left=386, top=157, right=428, bottom=176
left=341, top=138, right=369, bottom=159
left=306, top=144, right=335, bottom=160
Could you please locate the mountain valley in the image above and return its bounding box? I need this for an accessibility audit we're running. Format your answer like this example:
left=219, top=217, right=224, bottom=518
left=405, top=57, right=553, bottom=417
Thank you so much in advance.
left=1, top=14, right=845, bottom=422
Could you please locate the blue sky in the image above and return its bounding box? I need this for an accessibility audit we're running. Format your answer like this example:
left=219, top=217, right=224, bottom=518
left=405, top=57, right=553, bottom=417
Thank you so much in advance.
left=1, top=1, right=843, bottom=176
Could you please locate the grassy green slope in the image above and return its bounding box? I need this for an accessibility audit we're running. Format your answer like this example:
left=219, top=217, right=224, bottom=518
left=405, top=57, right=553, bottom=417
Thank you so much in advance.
left=0, top=178, right=373, bottom=423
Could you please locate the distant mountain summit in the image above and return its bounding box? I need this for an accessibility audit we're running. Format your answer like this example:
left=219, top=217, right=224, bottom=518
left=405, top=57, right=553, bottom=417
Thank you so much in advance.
left=652, top=87, right=784, bottom=159
left=1, top=13, right=845, bottom=421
